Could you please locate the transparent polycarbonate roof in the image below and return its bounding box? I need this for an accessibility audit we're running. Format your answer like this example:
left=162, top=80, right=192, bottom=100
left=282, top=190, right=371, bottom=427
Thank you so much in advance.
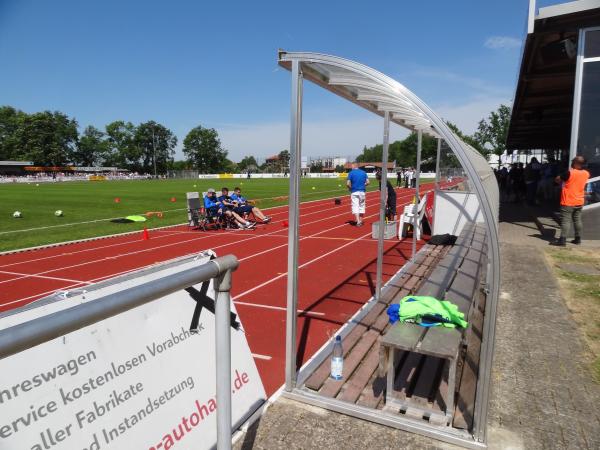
left=278, top=51, right=498, bottom=222
left=278, top=51, right=441, bottom=138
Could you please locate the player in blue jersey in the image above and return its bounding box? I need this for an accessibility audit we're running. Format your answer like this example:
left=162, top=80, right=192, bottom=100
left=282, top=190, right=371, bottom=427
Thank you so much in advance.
left=346, top=163, right=369, bottom=226
left=231, top=187, right=271, bottom=223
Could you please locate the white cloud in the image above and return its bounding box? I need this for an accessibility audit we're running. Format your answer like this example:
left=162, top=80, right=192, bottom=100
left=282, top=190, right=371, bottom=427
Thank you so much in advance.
left=484, top=36, right=521, bottom=50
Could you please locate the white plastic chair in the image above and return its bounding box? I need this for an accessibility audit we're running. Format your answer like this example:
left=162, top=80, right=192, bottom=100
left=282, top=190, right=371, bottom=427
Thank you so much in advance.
left=398, top=193, right=428, bottom=240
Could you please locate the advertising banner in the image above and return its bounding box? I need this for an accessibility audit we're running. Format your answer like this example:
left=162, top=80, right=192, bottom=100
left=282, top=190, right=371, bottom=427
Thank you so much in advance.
left=424, top=191, right=435, bottom=229
left=0, top=253, right=266, bottom=450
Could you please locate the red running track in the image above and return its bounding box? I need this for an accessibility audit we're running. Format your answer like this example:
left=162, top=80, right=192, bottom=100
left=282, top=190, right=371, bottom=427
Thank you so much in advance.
left=0, top=183, right=440, bottom=396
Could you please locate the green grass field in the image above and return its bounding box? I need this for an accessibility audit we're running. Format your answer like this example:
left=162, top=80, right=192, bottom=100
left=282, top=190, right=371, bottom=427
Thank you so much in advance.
left=0, top=177, right=380, bottom=252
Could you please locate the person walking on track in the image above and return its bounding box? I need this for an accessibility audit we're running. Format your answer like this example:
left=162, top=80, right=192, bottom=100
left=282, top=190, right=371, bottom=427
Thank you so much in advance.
left=347, top=162, right=369, bottom=227
left=551, top=156, right=590, bottom=246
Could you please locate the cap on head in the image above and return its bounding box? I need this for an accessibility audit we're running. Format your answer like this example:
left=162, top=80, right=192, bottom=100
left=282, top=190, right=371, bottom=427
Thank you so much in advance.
left=207, top=188, right=216, bottom=193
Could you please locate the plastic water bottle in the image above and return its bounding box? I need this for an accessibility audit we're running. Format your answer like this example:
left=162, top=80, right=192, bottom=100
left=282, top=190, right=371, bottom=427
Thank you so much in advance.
left=330, top=335, right=343, bottom=380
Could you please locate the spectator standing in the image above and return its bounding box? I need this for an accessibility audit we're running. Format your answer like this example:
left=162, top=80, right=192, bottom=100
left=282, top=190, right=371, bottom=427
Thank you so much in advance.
left=346, top=163, right=369, bottom=227
left=551, top=156, right=590, bottom=246
left=404, top=168, right=412, bottom=189
left=396, top=169, right=403, bottom=187
left=524, top=157, right=541, bottom=205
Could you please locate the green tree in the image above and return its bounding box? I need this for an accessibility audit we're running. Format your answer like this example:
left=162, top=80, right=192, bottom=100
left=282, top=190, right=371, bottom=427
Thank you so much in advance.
left=183, top=125, right=228, bottom=173
left=16, top=111, right=78, bottom=166
left=310, top=162, right=323, bottom=173
left=105, top=121, right=138, bottom=170
left=73, top=125, right=108, bottom=166
left=0, top=106, right=27, bottom=160
left=168, top=160, right=191, bottom=170
left=278, top=149, right=290, bottom=171
left=445, top=121, right=487, bottom=157
left=357, top=132, right=437, bottom=169
left=473, top=104, right=511, bottom=163
left=238, top=155, right=258, bottom=172
left=134, top=121, right=177, bottom=176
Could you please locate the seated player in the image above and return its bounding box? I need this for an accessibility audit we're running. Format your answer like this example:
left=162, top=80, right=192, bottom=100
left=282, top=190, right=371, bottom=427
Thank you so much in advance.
left=375, top=171, right=397, bottom=221
left=230, top=186, right=271, bottom=223
left=205, top=188, right=255, bottom=229
left=217, top=187, right=236, bottom=211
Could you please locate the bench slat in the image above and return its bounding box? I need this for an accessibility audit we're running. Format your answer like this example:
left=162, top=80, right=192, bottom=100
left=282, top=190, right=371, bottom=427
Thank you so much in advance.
left=411, top=356, right=444, bottom=407
left=393, top=351, right=422, bottom=397
left=380, top=323, right=424, bottom=351
left=319, top=329, right=380, bottom=398
left=304, top=303, right=385, bottom=390
left=445, top=272, right=480, bottom=314
left=418, top=327, right=462, bottom=359
left=337, top=343, right=380, bottom=404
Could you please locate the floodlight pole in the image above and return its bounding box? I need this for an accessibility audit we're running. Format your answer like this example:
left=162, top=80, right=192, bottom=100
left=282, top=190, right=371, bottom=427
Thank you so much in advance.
left=285, top=60, right=302, bottom=391
left=412, top=130, right=422, bottom=260
left=375, top=110, right=390, bottom=301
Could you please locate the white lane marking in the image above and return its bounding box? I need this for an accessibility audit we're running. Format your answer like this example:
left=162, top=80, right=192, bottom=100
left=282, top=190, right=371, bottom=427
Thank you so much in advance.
left=0, top=186, right=351, bottom=236
left=0, top=187, right=371, bottom=268
left=0, top=189, right=393, bottom=286
left=0, top=270, right=90, bottom=285
left=233, top=230, right=373, bottom=301
left=0, top=187, right=430, bottom=305
left=233, top=300, right=325, bottom=317
left=251, top=353, right=273, bottom=361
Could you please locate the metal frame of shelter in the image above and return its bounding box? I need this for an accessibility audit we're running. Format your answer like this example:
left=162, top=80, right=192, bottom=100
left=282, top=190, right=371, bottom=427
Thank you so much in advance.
left=278, top=51, right=500, bottom=448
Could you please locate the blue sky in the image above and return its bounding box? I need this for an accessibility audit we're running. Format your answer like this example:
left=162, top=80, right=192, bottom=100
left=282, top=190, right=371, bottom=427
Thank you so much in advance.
left=0, top=0, right=546, bottom=161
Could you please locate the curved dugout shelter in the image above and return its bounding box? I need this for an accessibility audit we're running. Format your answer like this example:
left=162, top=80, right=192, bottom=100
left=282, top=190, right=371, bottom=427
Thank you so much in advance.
left=278, top=51, right=500, bottom=448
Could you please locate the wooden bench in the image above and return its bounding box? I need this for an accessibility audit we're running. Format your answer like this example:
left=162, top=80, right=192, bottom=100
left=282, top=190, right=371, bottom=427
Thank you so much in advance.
left=379, top=223, right=487, bottom=425
left=301, top=244, right=449, bottom=407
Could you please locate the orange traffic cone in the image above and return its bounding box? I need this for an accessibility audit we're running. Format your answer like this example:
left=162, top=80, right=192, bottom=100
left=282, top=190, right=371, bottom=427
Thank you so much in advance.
left=170, top=197, right=176, bottom=202
left=142, top=228, right=150, bottom=240
left=114, top=197, right=121, bottom=203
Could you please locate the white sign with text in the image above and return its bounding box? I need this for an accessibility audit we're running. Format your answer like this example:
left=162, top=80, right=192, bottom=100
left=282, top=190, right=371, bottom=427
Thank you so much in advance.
left=0, top=253, right=266, bottom=450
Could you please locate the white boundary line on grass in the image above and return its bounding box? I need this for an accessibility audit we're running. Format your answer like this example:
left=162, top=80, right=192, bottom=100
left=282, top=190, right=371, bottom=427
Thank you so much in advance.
left=0, top=192, right=386, bottom=290
left=0, top=187, right=428, bottom=306
left=0, top=187, right=350, bottom=236
left=0, top=187, right=369, bottom=257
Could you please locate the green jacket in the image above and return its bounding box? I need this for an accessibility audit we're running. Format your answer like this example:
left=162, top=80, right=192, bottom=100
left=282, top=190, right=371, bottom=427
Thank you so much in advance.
left=397, top=296, right=468, bottom=328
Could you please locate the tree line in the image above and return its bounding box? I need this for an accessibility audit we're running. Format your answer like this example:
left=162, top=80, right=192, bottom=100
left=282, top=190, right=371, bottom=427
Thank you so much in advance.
left=356, top=104, right=511, bottom=168
left=0, top=105, right=235, bottom=174
left=1, top=103, right=510, bottom=174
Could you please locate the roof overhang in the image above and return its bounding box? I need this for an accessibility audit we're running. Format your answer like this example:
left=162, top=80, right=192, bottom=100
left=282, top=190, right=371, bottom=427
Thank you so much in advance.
left=278, top=51, right=441, bottom=139
left=507, top=0, right=600, bottom=150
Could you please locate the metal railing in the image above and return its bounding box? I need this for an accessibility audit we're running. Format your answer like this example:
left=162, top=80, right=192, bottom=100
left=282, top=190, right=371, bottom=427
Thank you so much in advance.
left=0, top=254, right=239, bottom=450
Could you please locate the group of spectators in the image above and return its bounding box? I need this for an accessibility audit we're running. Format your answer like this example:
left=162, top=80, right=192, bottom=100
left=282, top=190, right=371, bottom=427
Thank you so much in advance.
left=494, top=157, right=561, bottom=206
left=396, top=168, right=417, bottom=189
left=203, top=186, right=271, bottom=230
left=496, top=155, right=592, bottom=246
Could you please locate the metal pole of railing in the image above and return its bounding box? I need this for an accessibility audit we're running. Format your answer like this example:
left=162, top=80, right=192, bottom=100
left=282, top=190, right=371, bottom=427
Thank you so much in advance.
left=375, top=110, right=390, bottom=301
left=285, top=59, right=303, bottom=391
left=412, top=130, right=422, bottom=260
left=214, top=266, right=234, bottom=450
left=435, top=137, right=441, bottom=189
left=0, top=254, right=239, bottom=448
